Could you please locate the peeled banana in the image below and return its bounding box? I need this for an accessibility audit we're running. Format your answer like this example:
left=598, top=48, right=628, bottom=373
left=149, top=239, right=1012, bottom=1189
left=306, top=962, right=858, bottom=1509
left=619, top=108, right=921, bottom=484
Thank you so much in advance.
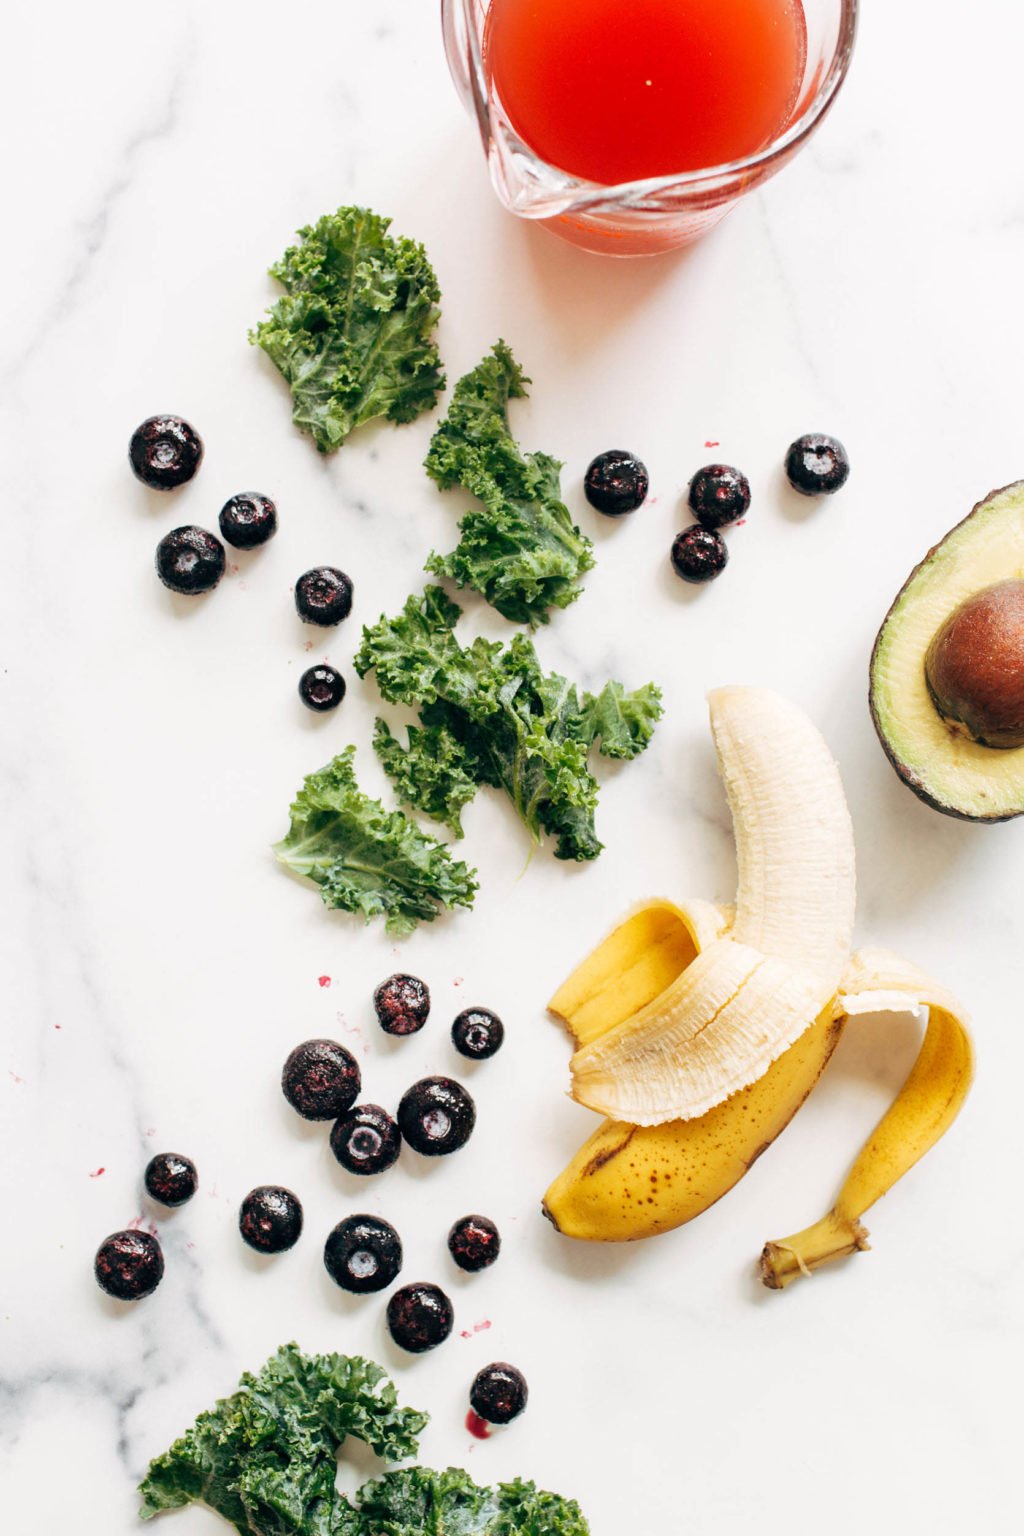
left=569, top=688, right=856, bottom=1125
left=545, top=689, right=973, bottom=1285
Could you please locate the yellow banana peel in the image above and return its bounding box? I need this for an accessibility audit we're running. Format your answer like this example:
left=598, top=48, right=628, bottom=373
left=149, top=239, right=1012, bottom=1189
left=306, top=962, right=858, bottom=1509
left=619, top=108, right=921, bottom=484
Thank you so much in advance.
left=544, top=901, right=972, bottom=1281
left=760, top=948, right=974, bottom=1288
left=542, top=690, right=973, bottom=1288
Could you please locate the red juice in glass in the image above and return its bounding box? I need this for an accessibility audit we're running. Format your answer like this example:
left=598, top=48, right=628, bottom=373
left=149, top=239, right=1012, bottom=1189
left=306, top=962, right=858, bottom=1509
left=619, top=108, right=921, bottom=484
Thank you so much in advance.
left=485, top=0, right=808, bottom=188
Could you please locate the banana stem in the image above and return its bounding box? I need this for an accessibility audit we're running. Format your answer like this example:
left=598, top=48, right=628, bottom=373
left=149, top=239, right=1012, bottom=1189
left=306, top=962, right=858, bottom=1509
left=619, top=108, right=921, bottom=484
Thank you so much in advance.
left=759, top=1209, right=870, bottom=1290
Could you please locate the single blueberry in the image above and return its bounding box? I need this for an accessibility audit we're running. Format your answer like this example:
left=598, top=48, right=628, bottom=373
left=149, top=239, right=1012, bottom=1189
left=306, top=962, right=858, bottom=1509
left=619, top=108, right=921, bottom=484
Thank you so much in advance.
left=155, top=526, right=225, bottom=595
left=129, top=416, right=203, bottom=490
left=670, top=526, right=728, bottom=584
left=94, top=1230, right=164, bottom=1300
left=238, top=1186, right=303, bottom=1253
left=470, top=1362, right=528, bottom=1424
left=687, top=464, right=750, bottom=530
left=386, top=1282, right=454, bottom=1352
left=785, top=434, right=850, bottom=496
left=298, top=665, right=346, bottom=712
left=219, top=493, right=278, bottom=548
left=330, top=1104, right=401, bottom=1176
left=281, top=1039, right=361, bottom=1121
left=295, top=567, right=353, bottom=626
left=584, top=450, right=649, bottom=516
left=144, top=1153, right=197, bottom=1208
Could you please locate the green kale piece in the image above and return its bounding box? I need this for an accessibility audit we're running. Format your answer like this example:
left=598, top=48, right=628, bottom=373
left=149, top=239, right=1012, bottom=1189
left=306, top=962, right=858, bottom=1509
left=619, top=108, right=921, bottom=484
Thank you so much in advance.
left=273, top=747, right=477, bottom=935
left=354, top=588, right=662, bottom=862
left=373, top=719, right=480, bottom=839
left=138, top=1345, right=428, bottom=1534
left=424, top=342, right=595, bottom=625
left=348, top=1467, right=590, bottom=1536
left=139, top=1350, right=588, bottom=1536
left=578, top=680, right=665, bottom=761
left=251, top=207, right=444, bottom=452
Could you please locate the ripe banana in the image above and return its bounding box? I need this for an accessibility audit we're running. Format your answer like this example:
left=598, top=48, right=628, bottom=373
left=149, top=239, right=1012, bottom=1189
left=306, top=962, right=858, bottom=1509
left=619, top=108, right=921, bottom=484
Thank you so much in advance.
left=569, top=687, right=856, bottom=1124
left=545, top=689, right=973, bottom=1283
left=546, top=992, right=843, bottom=1242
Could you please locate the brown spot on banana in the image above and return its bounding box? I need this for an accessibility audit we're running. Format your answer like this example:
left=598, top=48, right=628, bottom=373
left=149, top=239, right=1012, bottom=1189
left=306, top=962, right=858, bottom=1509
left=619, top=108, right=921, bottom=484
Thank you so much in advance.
left=582, top=1125, right=637, bottom=1178
left=543, top=1004, right=844, bottom=1242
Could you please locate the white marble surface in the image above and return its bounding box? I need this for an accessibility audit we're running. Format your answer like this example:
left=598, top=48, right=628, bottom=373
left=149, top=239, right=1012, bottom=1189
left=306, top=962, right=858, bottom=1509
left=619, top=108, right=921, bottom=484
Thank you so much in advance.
left=3, top=2, right=1024, bottom=1531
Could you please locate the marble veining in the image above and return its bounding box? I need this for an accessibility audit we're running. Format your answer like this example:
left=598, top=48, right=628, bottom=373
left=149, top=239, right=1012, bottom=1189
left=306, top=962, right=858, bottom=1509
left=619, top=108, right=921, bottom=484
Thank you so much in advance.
left=3, top=2, right=1024, bottom=1534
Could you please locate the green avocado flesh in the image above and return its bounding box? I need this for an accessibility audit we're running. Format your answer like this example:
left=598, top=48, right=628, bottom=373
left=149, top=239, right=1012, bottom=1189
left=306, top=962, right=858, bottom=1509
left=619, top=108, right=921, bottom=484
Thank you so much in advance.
left=870, top=480, right=1024, bottom=821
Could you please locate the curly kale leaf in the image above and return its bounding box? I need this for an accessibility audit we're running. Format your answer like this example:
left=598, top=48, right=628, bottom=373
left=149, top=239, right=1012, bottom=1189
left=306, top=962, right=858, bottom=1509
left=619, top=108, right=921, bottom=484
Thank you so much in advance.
left=351, top=584, right=474, bottom=706
left=273, top=748, right=476, bottom=935
left=138, top=1345, right=428, bottom=1534
left=424, top=342, right=594, bottom=625
left=355, top=588, right=662, bottom=862
left=373, top=719, right=480, bottom=839
left=578, top=680, right=665, bottom=760
left=251, top=207, right=444, bottom=453
left=348, top=1467, right=590, bottom=1536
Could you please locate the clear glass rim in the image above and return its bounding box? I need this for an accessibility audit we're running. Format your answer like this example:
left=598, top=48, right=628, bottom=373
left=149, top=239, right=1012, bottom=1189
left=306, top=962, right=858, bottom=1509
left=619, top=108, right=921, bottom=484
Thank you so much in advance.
left=454, top=0, right=859, bottom=211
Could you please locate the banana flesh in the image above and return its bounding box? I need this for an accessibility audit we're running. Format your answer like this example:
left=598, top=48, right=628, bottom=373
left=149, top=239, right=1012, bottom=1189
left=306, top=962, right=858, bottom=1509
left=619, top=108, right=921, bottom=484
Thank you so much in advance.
left=568, top=687, right=856, bottom=1124
left=710, top=686, right=855, bottom=983
left=760, top=948, right=974, bottom=1288
left=546, top=1002, right=844, bottom=1242
left=571, top=944, right=829, bottom=1124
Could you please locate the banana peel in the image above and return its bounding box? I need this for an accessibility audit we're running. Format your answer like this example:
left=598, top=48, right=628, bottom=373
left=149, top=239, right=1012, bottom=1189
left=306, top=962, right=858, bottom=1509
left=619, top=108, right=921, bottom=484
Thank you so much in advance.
left=569, top=688, right=857, bottom=1126
left=544, top=690, right=974, bottom=1286
left=544, top=904, right=972, bottom=1272
left=760, top=949, right=974, bottom=1287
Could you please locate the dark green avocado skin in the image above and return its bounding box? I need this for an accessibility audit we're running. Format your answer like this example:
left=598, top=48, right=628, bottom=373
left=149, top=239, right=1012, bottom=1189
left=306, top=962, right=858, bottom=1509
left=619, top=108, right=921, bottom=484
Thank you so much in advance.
left=868, top=480, right=1024, bottom=825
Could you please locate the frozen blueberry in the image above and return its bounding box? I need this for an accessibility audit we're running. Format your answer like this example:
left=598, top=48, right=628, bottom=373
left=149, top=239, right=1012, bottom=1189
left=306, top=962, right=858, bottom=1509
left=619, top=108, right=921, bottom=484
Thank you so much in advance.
left=294, top=567, right=353, bottom=626
left=687, top=464, right=750, bottom=530
left=298, top=664, right=346, bottom=713
left=584, top=450, right=649, bottom=516
left=94, top=1229, right=164, bottom=1300
left=324, top=1214, right=402, bottom=1293
left=144, top=1152, right=197, bottom=1208
left=374, top=974, right=430, bottom=1037
left=448, top=1215, right=501, bottom=1273
left=330, top=1104, right=401, bottom=1176
left=386, top=1282, right=454, bottom=1352
left=156, top=525, right=226, bottom=595
left=451, top=1007, right=504, bottom=1061
left=784, top=433, right=850, bottom=496
left=670, top=526, right=728, bottom=584
left=281, top=1039, right=361, bottom=1121
left=129, top=415, right=204, bottom=490
left=398, top=1077, right=475, bottom=1157
left=238, top=1186, right=303, bottom=1253
left=470, top=1363, right=528, bottom=1425
left=219, top=493, right=277, bottom=549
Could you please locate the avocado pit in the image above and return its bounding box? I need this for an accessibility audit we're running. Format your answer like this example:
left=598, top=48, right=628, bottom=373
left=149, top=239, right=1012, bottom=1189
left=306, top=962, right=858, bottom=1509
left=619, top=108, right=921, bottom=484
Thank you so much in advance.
left=924, top=579, right=1024, bottom=749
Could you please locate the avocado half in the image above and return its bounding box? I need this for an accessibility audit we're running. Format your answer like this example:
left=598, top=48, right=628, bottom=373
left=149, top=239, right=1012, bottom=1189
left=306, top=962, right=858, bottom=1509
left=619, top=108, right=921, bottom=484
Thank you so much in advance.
left=870, top=480, right=1024, bottom=822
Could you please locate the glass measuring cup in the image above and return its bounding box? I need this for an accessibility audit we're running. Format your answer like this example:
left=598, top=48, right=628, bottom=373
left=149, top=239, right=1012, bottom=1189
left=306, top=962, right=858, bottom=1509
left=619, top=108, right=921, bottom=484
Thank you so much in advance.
left=441, top=0, right=858, bottom=255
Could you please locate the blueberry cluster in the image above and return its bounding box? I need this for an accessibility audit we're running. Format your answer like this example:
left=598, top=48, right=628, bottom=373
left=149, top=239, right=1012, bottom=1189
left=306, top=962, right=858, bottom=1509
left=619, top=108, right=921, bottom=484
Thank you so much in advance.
left=93, top=1150, right=199, bottom=1301
left=92, top=971, right=524, bottom=1420
left=668, top=463, right=750, bottom=584
left=273, top=975, right=510, bottom=1366
left=129, top=414, right=351, bottom=711
left=582, top=435, right=850, bottom=588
